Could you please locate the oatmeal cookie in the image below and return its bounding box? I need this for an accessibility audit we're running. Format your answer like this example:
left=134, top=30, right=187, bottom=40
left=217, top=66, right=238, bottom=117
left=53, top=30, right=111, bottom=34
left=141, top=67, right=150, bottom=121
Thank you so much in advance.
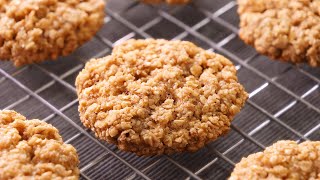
left=238, top=0, right=320, bottom=66
left=229, top=140, right=320, bottom=180
left=0, top=110, right=79, bottom=179
left=0, top=0, right=105, bottom=66
left=140, top=0, right=190, bottom=4
left=76, top=39, right=248, bottom=156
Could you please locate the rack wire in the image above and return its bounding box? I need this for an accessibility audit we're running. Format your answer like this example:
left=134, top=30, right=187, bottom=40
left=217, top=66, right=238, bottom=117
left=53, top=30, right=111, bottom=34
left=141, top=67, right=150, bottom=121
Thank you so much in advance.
left=0, top=0, right=319, bottom=179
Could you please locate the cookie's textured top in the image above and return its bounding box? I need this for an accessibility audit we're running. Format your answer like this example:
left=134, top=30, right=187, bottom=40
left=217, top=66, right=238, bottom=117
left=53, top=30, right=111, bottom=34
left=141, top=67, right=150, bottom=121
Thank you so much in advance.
left=238, top=0, right=320, bottom=66
left=0, top=110, right=79, bottom=180
left=0, top=0, right=105, bottom=66
left=141, top=0, right=190, bottom=4
left=76, top=39, right=248, bottom=156
left=229, top=141, right=320, bottom=180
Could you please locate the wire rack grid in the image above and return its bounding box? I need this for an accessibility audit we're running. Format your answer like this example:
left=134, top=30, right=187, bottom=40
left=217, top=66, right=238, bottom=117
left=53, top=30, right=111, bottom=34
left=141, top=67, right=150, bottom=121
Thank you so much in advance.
left=0, top=0, right=320, bottom=179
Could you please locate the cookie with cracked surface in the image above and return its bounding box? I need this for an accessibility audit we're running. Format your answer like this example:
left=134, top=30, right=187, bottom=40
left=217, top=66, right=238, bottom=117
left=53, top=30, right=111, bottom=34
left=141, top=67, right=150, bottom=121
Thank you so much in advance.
left=229, top=140, right=320, bottom=179
left=238, top=0, right=320, bottom=66
left=76, top=39, right=248, bottom=156
left=0, top=0, right=105, bottom=66
left=140, top=0, right=190, bottom=4
left=0, top=110, right=79, bottom=179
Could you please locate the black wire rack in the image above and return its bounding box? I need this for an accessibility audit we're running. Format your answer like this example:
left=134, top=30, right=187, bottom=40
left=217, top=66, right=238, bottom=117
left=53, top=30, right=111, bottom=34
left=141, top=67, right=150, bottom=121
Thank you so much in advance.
left=0, top=0, right=319, bottom=179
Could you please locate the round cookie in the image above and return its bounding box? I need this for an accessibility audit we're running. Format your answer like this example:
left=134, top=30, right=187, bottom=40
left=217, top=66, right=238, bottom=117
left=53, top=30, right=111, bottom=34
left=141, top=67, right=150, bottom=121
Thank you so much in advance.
left=140, top=0, right=190, bottom=4
left=229, top=140, right=320, bottom=179
left=238, top=0, right=320, bottom=66
left=76, top=39, right=248, bottom=156
left=0, top=110, right=79, bottom=179
left=0, top=0, right=105, bottom=66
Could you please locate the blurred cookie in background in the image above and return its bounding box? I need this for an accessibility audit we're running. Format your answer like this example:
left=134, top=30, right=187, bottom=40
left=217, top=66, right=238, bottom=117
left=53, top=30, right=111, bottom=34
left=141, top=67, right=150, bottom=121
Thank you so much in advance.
left=230, top=140, right=320, bottom=179
left=238, top=0, right=320, bottom=67
left=0, top=110, right=79, bottom=179
left=0, top=0, right=105, bottom=66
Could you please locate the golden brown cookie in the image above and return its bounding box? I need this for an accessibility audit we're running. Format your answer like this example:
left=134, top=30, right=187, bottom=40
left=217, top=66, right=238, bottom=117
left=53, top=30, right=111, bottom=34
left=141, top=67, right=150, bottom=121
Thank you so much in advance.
left=76, top=39, right=248, bottom=156
left=229, top=140, right=320, bottom=180
left=140, top=0, right=190, bottom=4
left=238, top=0, right=320, bottom=66
left=0, top=110, right=79, bottom=179
left=0, top=0, right=105, bottom=66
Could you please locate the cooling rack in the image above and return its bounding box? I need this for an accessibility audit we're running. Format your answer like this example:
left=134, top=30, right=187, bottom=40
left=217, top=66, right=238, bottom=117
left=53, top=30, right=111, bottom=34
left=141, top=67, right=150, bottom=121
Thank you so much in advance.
left=0, top=0, right=319, bottom=179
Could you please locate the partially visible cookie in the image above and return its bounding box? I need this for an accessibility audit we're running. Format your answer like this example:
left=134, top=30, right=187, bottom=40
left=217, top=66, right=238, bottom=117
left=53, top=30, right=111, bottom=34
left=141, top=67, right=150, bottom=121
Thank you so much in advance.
left=140, top=0, right=190, bottom=4
left=76, top=39, right=248, bottom=156
left=229, top=140, right=320, bottom=179
left=0, top=110, right=79, bottom=179
left=0, top=0, right=105, bottom=66
left=238, top=0, right=320, bottom=66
